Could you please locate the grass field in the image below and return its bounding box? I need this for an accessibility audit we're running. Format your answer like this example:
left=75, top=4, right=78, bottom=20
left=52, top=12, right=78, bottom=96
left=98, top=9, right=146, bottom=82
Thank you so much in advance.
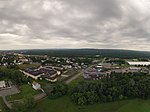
left=6, top=84, right=42, bottom=101
left=29, top=96, right=150, bottom=112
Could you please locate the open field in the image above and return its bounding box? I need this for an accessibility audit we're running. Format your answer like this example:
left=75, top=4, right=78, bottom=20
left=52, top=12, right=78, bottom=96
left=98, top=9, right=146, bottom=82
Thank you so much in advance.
left=29, top=96, right=150, bottom=112
left=6, top=84, right=42, bottom=101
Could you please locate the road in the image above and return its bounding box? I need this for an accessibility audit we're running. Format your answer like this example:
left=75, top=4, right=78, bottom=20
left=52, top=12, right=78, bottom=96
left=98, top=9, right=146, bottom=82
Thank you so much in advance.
left=2, top=96, right=12, bottom=109
left=101, top=57, right=106, bottom=63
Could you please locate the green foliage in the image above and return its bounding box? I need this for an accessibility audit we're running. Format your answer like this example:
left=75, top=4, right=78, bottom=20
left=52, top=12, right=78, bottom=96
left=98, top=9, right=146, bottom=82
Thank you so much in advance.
left=6, top=64, right=19, bottom=70
left=44, top=83, right=68, bottom=99
left=0, top=67, right=29, bottom=85
left=71, top=72, right=150, bottom=105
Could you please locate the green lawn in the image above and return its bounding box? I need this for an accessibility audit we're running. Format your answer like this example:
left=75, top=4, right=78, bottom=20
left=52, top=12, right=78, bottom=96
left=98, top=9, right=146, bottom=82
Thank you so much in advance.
left=6, top=84, right=42, bottom=101
left=29, top=96, right=150, bottom=112
left=117, top=99, right=150, bottom=112
left=0, top=97, right=9, bottom=112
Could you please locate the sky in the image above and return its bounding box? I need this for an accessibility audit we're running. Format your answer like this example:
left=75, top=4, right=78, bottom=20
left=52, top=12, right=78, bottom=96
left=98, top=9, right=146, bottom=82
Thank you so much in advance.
left=0, top=0, right=150, bottom=51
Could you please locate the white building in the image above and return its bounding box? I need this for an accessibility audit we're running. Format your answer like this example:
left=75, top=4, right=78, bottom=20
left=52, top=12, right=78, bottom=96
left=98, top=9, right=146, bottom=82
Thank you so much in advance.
left=32, top=82, right=41, bottom=90
left=128, top=62, right=150, bottom=66
left=0, top=81, right=6, bottom=89
left=129, top=67, right=141, bottom=70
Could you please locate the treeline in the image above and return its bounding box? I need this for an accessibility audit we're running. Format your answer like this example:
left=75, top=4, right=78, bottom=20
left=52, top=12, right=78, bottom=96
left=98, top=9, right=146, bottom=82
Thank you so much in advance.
left=12, top=49, right=150, bottom=58
left=70, top=72, right=150, bottom=105
left=44, top=72, right=150, bottom=105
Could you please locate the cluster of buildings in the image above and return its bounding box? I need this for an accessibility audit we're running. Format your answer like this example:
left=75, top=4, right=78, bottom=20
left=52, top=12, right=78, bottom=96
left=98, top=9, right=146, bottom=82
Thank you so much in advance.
left=0, top=54, right=31, bottom=66
left=83, top=68, right=108, bottom=80
left=22, top=66, right=61, bottom=82
left=83, top=61, right=150, bottom=80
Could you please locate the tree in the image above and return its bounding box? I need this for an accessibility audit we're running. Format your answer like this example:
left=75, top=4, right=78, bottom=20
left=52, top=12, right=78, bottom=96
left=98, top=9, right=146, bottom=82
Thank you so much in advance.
left=84, top=91, right=98, bottom=104
left=44, top=83, right=68, bottom=99
left=70, top=72, right=150, bottom=105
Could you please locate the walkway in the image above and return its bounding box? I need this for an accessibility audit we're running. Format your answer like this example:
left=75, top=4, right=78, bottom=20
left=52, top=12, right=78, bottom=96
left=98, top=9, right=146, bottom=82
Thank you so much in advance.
left=65, top=71, right=83, bottom=84
left=0, top=85, right=20, bottom=109
left=34, top=93, right=46, bottom=101
left=2, top=96, right=11, bottom=109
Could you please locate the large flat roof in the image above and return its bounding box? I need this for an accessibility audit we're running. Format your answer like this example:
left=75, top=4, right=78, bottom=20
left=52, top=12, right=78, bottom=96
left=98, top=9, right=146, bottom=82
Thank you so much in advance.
left=128, top=62, right=150, bottom=65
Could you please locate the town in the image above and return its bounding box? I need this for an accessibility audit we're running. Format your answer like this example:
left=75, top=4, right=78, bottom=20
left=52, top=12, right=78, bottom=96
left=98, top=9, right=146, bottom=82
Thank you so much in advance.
left=0, top=50, right=150, bottom=112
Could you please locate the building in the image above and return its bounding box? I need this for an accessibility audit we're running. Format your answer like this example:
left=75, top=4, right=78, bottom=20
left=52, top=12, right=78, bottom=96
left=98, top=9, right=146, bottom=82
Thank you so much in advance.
left=41, top=69, right=58, bottom=82
left=129, top=67, right=141, bottom=70
left=32, top=82, right=41, bottom=90
left=22, top=67, right=60, bottom=82
left=22, top=70, right=43, bottom=80
left=0, top=81, right=6, bottom=89
left=83, top=68, right=106, bottom=80
left=128, top=62, right=150, bottom=66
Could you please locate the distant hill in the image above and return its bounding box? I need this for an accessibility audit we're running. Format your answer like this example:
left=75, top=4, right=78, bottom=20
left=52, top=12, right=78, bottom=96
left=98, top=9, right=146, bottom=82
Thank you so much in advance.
left=9, top=49, right=150, bottom=58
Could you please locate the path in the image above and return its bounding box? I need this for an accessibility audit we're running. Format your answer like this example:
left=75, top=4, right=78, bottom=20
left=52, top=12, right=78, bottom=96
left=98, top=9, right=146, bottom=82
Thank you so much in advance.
left=34, top=93, right=46, bottom=101
left=2, top=96, right=11, bottom=109
left=0, top=85, right=20, bottom=109
left=65, top=71, right=83, bottom=84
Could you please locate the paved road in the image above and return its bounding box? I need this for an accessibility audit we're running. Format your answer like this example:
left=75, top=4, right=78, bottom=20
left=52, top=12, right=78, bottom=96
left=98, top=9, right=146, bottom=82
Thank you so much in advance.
left=2, top=96, right=11, bottom=109
left=0, top=86, right=19, bottom=96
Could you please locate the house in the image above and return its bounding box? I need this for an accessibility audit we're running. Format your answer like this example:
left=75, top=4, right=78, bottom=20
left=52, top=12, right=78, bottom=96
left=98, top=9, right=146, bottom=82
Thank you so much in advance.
left=32, top=82, right=41, bottom=90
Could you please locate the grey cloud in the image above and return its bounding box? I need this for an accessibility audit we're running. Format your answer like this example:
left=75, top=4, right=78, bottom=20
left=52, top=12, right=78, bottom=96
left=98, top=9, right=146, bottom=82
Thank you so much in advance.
left=0, top=0, right=150, bottom=51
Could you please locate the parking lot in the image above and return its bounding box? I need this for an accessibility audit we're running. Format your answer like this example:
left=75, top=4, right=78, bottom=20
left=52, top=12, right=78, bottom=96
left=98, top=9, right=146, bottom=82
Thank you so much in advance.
left=0, top=85, right=19, bottom=96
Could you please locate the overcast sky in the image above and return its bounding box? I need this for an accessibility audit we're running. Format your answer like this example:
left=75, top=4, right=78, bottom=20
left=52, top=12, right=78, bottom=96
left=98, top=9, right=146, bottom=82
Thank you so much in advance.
left=0, top=0, right=150, bottom=51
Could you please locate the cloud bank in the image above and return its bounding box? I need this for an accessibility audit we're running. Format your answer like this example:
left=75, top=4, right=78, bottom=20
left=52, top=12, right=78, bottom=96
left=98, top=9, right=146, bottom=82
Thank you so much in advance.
left=0, top=0, right=150, bottom=51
